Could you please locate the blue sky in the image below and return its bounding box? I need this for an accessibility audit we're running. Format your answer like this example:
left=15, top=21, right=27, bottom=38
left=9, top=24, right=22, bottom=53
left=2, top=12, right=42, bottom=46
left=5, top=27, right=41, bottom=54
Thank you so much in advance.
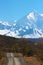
left=0, top=0, right=43, bottom=24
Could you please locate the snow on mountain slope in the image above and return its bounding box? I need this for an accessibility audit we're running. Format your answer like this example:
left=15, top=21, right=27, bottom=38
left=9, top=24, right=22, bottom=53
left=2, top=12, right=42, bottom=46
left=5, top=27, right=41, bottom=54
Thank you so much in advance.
left=27, top=11, right=37, bottom=21
left=0, top=11, right=43, bottom=38
left=0, top=29, right=10, bottom=35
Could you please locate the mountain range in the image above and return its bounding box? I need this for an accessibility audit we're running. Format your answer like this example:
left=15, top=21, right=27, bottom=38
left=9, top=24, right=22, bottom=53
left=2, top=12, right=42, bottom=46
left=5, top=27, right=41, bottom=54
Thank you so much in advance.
left=0, top=11, right=43, bottom=38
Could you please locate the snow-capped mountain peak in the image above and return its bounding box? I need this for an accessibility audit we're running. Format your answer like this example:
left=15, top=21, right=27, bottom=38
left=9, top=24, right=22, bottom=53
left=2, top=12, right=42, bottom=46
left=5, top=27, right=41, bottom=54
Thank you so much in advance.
left=2, top=22, right=11, bottom=26
left=27, top=11, right=38, bottom=21
left=0, top=10, right=43, bottom=38
left=0, top=21, right=11, bottom=26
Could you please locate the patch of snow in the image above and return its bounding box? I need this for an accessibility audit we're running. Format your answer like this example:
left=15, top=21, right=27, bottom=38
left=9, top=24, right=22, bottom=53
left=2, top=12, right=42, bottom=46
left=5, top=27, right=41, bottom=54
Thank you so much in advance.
left=40, top=14, right=43, bottom=16
left=0, top=29, right=10, bottom=35
left=19, top=28, right=22, bottom=31
left=23, top=29, right=26, bottom=32
left=13, top=23, right=16, bottom=26
left=2, top=22, right=10, bottom=26
left=27, top=23, right=32, bottom=27
left=35, top=28, right=42, bottom=35
left=26, top=26, right=29, bottom=29
left=6, top=32, right=16, bottom=37
left=22, top=34, right=42, bottom=38
left=15, top=30, right=19, bottom=35
left=6, top=30, right=19, bottom=37
left=0, top=21, right=2, bottom=23
left=27, top=12, right=36, bottom=21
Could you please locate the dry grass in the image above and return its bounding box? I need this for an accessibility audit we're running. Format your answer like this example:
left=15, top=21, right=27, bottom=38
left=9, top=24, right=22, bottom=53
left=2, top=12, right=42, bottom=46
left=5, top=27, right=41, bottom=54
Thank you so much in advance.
left=0, top=57, right=5, bottom=65
left=24, top=56, right=43, bottom=65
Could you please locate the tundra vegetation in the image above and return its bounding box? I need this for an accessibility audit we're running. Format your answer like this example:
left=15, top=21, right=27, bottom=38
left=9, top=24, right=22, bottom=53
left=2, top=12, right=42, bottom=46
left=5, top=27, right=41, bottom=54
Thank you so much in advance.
left=0, top=35, right=43, bottom=65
